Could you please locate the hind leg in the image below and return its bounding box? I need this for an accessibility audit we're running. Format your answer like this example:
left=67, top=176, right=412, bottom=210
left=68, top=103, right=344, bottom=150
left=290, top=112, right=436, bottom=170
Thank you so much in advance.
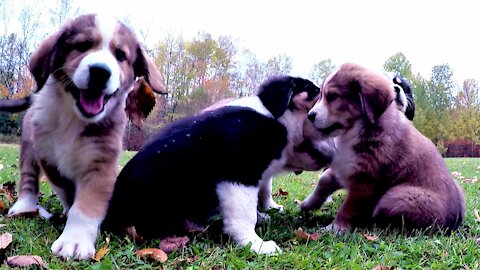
left=8, top=133, right=41, bottom=216
left=372, top=185, right=444, bottom=230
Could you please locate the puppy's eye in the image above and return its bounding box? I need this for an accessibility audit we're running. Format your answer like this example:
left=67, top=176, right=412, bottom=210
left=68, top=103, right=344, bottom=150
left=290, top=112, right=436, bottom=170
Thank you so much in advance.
left=115, top=49, right=127, bottom=62
left=326, top=93, right=339, bottom=102
left=75, top=40, right=93, bottom=52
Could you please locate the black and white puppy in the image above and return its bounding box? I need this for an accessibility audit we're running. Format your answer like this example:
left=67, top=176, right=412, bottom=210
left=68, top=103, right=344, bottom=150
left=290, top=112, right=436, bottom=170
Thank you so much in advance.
left=389, top=73, right=415, bottom=120
left=103, top=76, right=321, bottom=254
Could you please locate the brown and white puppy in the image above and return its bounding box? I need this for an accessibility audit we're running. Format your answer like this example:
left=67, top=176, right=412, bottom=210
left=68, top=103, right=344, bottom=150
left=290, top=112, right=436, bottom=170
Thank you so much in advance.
left=6, top=14, right=165, bottom=260
left=303, top=63, right=465, bottom=232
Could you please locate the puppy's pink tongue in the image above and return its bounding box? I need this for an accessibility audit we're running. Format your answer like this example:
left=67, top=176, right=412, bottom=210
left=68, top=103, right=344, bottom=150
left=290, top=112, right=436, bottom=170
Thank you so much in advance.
left=79, top=93, right=104, bottom=115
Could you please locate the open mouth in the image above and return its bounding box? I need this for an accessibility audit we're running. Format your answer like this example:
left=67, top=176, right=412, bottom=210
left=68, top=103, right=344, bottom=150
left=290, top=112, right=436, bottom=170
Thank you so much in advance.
left=317, top=122, right=344, bottom=135
left=68, top=86, right=115, bottom=118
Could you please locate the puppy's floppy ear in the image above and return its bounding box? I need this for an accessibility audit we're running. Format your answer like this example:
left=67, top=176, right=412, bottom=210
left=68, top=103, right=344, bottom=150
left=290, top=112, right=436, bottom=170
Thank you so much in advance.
left=29, top=33, right=60, bottom=90
left=257, top=76, right=294, bottom=118
left=133, top=48, right=166, bottom=94
left=353, top=78, right=394, bottom=124
left=126, top=78, right=156, bottom=127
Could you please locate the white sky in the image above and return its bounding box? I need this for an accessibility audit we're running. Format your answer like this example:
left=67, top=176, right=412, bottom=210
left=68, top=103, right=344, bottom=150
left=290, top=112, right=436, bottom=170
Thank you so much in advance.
left=22, top=0, right=480, bottom=85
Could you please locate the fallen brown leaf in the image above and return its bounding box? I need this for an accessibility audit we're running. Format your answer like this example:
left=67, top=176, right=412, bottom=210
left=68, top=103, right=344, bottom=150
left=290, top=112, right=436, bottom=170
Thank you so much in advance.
left=6, top=255, right=47, bottom=268
left=135, top=248, right=168, bottom=263
left=0, top=200, right=7, bottom=212
left=294, top=199, right=302, bottom=205
left=273, top=188, right=289, bottom=197
left=372, top=265, right=394, bottom=270
left=0, top=182, right=16, bottom=204
left=363, top=233, right=379, bottom=241
left=295, top=227, right=320, bottom=241
left=159, top=236, right=189, bottom=253
left=474, top=208, right=480, bottom=222
left=461, top=178, right=478, bottom=184
left=91, top=245, right=109, bottom=262
left=0, top=232, right=12, bottom=250
left=126, top=226, right=145, bottom=244
left=8, top=209, right=39, bottom=218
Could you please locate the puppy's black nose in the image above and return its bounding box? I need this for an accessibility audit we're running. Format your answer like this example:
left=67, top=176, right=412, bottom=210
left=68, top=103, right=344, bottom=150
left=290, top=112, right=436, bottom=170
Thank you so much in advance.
left=308, top=112, right=316, bottom=123
left=88, top=63, right=111, bottom=89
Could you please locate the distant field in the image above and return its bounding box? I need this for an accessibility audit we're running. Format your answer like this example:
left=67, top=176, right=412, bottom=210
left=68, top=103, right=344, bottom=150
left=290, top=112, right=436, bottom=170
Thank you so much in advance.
left=0, top=143, right=478, bottom=269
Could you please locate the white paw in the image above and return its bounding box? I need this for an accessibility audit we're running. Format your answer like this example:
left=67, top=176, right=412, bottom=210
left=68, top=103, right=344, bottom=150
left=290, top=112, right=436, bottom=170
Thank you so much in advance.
left=263, top=199, right=285, bottom=213
left=51, top=233, right=95, bottom=260
left=250, top=240, right=282, bottom=254
left=8, top=194, right=38, bottom=217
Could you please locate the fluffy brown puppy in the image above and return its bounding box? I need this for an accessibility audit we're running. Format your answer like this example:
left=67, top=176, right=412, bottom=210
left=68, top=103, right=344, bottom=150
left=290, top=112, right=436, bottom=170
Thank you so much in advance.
left=5, top=14, right=165, bottom=260
left=303, top=62, right=465, bottom=232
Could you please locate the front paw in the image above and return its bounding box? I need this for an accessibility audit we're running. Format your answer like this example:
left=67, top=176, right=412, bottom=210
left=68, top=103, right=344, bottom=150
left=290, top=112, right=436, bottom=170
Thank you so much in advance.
left=299, top=195, right=324, bottom=211
left=262, top=199, right=285, bottom=213
left=51, top=233, right=95, bottom=260
left=323, top=221, right=351, bottom=234
left=250, top=240, right=282, bottom=254
left=8, top=194, right=38, bottom=217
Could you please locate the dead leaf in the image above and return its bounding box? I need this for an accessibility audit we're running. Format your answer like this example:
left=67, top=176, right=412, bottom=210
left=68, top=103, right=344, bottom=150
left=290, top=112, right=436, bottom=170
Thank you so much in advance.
left=0, top=182, right=16, bottom=204
left=159, top=236, right=189, bottom=253
left=474, top=208, right=480, bottom=222
left=0, top=200, right=7, bottom=211
left=461, top=178, right=478, bottom=184
left=295, top=227, right=320, bottom=241
left=8, top=209, right=39, bottom=218
left=363, top=233, right=379, bottom=241
left=0, top=232, right=12, bottom=250
left=451, top=171, right=462, bottom=179
left=91, top=245, right=109, bottom=262
left=126, top=226, right=145, bottom=244
left=372, top=265, right=394, bottom=270
left=273, top=188, right=289, bottom=197
left=135, top=248, right=168, bottom=263
left=6, top=255, right=47, bottom=268
left=294, top=199, right=302, bottom=205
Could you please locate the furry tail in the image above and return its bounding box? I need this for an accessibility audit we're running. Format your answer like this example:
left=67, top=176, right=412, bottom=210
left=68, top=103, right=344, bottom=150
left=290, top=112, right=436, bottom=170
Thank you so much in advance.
left=0, top=97, right=32, bottom=112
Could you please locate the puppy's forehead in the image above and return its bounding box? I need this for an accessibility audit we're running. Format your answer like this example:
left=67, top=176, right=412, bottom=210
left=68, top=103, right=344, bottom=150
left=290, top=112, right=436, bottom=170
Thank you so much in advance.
left=94, top=15, right=120, bottom=45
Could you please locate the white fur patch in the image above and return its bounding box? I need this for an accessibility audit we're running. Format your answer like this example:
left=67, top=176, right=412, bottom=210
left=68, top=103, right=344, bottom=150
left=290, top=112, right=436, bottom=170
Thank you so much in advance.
left=51, top=204, right=100, bottom=260
left=226, top=96, right=273, bottom=118
left=216, top=181, right=281, bottom=254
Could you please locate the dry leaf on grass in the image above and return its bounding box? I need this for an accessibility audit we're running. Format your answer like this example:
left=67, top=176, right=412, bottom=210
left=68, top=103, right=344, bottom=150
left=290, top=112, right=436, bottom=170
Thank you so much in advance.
left=363, top=233, right=379, bottom=241
left=474, top=208, right=480, bottom=222
left=0, top=182, right=16, bottom=204
left=295, top=227, right=320, bottom=241
left=6, top=255, right=47, bottom=268
left=8, top=209, right=39, bottom=218
left=273, top=188, right=289, bottom=197
left=0, top=232, right=12, bottom=250
left=159, top=236, right=189, bottom=253
left=372, top=265, right=394, bottom=270
left=91, top=245, right=109, bottom=262
left=136, top=248, right=168, bottom=262
left=0, top=200, right=7, bottom=212
left=294, top=199, right=302, bottom=205
left=461, top=178, right=478, bottom=184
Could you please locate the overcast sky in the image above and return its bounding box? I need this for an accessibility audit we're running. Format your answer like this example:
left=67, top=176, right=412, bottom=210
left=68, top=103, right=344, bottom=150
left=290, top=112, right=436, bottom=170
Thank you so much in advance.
left=22, top=0, right=480, bottom=86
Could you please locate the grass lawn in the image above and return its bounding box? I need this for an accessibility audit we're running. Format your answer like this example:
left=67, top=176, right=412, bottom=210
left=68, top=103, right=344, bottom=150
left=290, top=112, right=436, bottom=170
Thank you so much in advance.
left=0, top=143, right=479, bottom=269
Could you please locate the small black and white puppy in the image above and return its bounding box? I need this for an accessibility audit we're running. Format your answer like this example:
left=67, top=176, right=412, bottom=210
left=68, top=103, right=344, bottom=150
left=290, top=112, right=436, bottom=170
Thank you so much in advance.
left=103, top=76, right=321, bottom=254
left=390, top=73, right=415, bottom=120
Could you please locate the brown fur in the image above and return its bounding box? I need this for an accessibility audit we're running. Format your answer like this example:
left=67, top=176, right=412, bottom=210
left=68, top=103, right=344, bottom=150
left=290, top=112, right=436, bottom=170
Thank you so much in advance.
left=303, top=63, right=465, bottom=232
left=7, top=14, right=165, bottom=260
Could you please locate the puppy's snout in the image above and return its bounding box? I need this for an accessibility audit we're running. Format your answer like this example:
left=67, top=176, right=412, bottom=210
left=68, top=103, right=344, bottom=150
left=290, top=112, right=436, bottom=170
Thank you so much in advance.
left=88, top=63, right=111, bottom=89
left=308, top=112, right=316, bottom=123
